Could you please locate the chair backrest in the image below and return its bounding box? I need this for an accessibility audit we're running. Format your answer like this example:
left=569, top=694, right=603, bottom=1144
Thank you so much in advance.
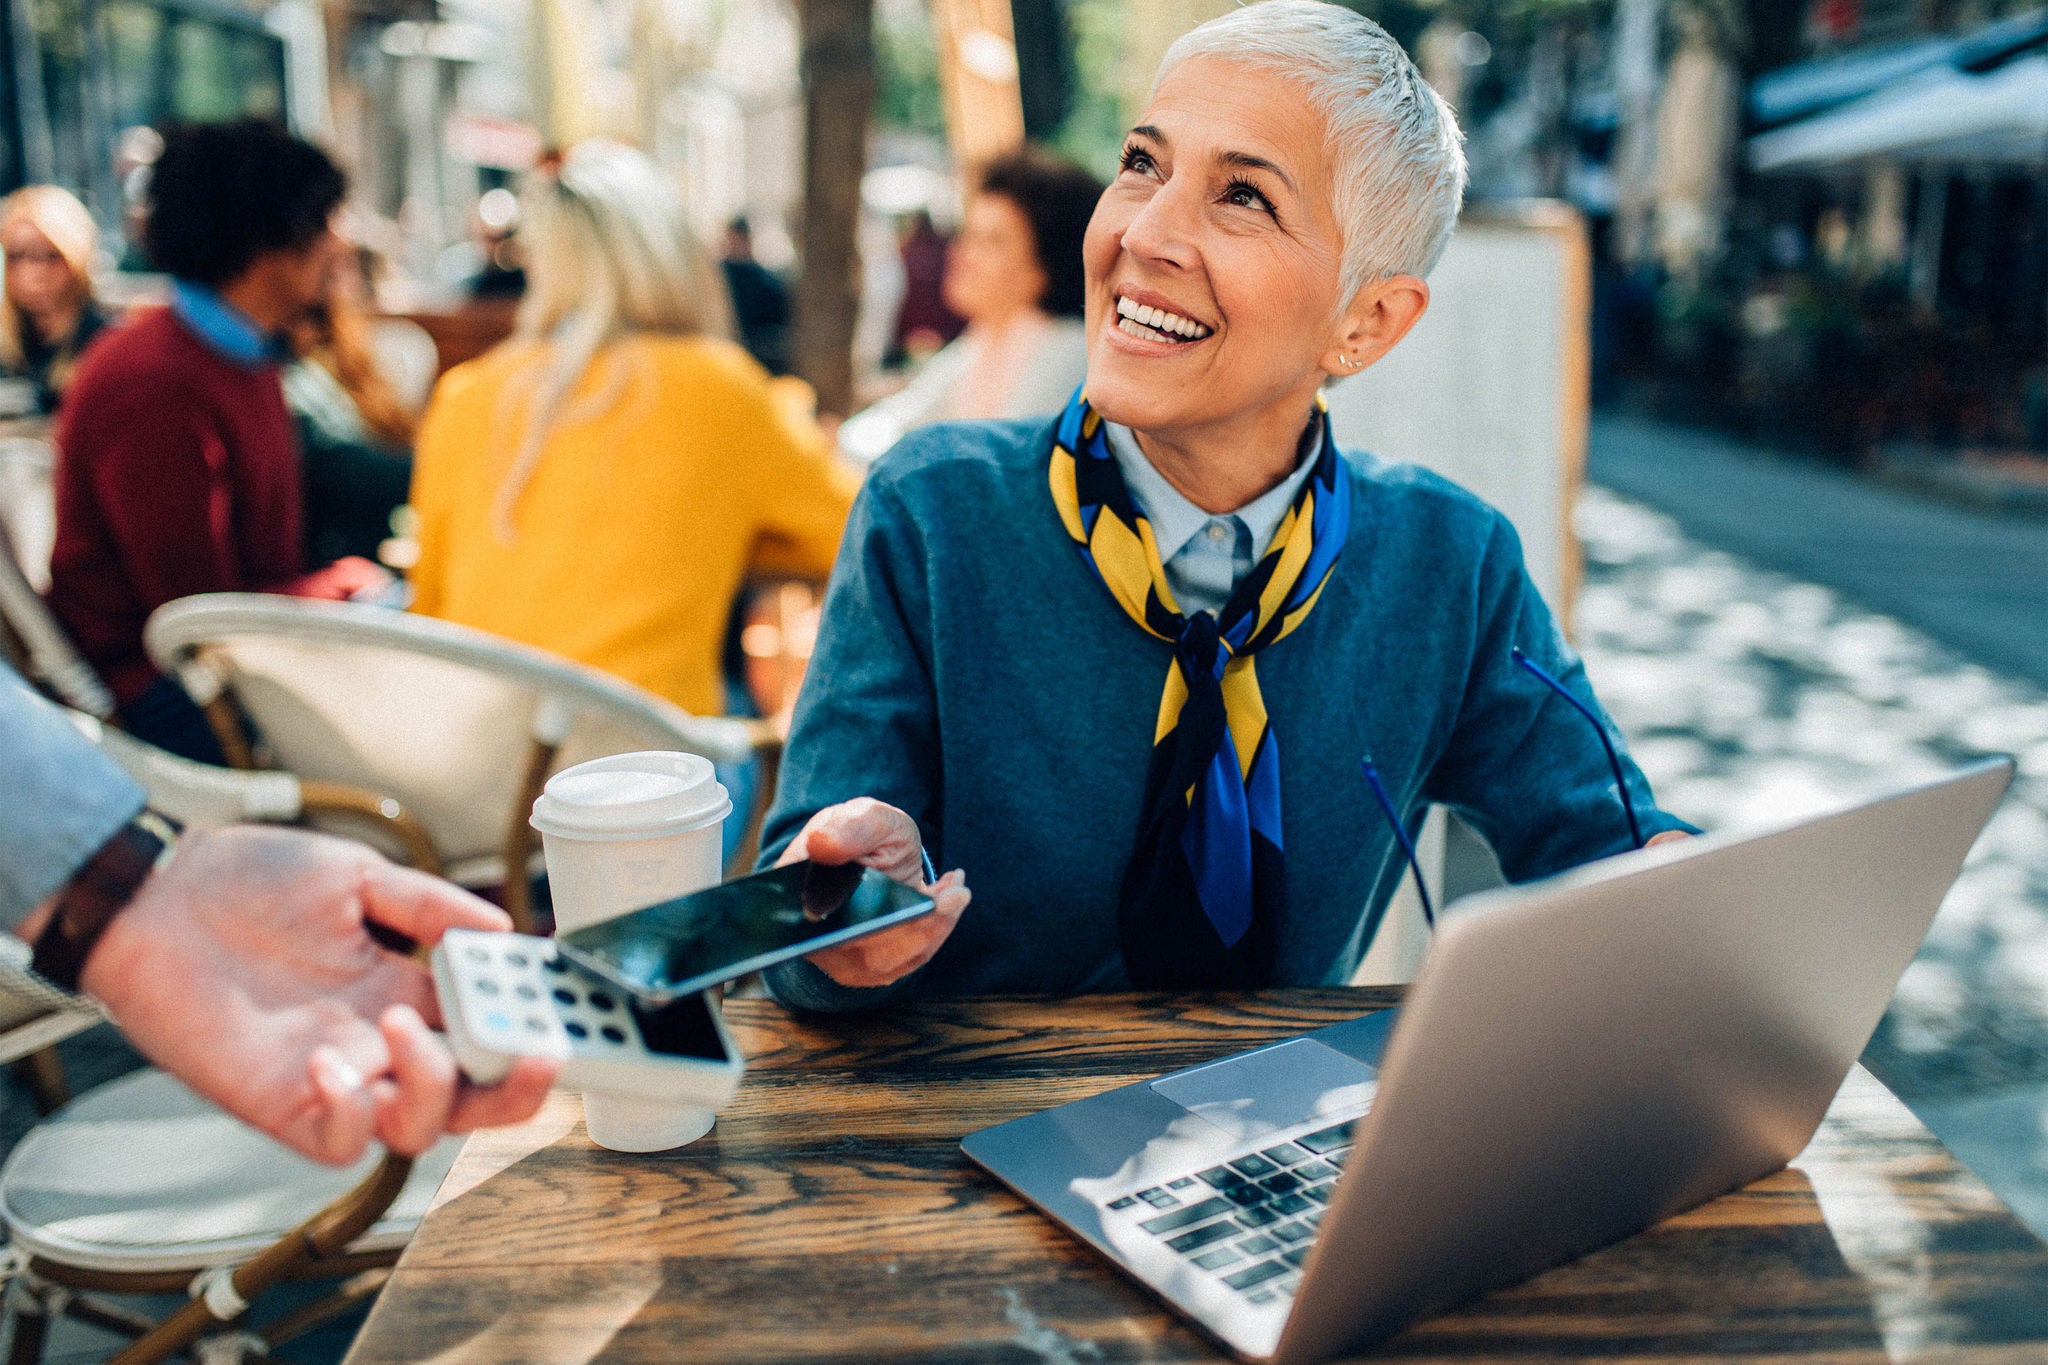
left=63, top=708, right=306, bottom=829
left=0, top=436, right=54, bottom=593
left=144, top=594, right=753, bottom=875
left=0, top=501, right=116, bottom=719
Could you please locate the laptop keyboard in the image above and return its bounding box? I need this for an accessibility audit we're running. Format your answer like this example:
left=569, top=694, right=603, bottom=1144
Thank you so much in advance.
left=1099, top=1118, right=1357, bottom=1305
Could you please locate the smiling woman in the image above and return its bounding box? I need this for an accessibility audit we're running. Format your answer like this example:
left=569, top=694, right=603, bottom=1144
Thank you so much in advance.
left=760, top=0, right=1693, bottom=1008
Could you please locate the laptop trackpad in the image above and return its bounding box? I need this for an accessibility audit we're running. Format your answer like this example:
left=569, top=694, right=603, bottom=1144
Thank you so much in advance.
left=1151, top=1038, right=1377, bottom=1144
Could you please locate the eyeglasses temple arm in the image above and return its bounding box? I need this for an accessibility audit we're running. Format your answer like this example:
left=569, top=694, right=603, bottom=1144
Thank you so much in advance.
left=1360, top=758, right=1435, bottom=929
left=1511, top=647, right=1646, bottom=850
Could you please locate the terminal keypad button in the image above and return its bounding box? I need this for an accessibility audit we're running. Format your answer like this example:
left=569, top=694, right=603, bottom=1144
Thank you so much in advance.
left=1259, top=1143, right=1309, bottom=1166
left=1228, top=1154, right=1278, bottom=1179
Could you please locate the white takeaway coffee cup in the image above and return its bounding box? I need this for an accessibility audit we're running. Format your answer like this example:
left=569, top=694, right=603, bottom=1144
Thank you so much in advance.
left=530, top=751, right=731, bottom=1152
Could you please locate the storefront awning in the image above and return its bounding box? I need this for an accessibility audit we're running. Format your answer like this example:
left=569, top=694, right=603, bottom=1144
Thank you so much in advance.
left=1749, top=52, right=2048, bottom=170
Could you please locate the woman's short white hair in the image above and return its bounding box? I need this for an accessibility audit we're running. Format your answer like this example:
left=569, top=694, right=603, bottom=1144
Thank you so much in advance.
left=1158, top=0, right=1467, bottom=300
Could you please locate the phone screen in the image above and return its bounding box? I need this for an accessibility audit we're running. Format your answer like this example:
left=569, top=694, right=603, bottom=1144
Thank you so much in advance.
left=556, top=861, right=936, bottom=1003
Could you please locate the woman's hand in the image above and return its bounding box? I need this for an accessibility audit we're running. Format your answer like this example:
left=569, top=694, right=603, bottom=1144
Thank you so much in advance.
left=776, top=798, right=969, bottom=988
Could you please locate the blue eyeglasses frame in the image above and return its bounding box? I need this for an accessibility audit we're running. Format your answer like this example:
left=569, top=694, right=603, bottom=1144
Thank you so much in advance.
left=1359, top=758, right=1435, bottom=929
left=1510, top=647, right=1645, bottom=851
left=1359, top=647, right=1647, bottom=939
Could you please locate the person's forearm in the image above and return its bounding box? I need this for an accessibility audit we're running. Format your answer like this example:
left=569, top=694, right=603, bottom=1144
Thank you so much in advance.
left=763, top=957, right=917, bottom=1014
left=1, top=669, right=148, bottom=928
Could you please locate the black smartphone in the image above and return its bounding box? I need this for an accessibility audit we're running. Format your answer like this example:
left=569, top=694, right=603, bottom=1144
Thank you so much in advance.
left=554, top=860, right=936, bottom=1004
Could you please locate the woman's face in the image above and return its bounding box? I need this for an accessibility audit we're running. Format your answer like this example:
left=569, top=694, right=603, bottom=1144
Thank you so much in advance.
left=943, top=192, right=1049, bottom=325
left=1081, top=57, right=1356, bottom=440
left=2, top=220, right=79, bottom=325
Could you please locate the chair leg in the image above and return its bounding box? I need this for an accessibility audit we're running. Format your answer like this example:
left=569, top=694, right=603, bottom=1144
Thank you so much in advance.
left=256, top=1267, right=389, bottom=1353
left=11, top=1048, right=67, bottom=1114
left=2, top=1276, right=50, bottom=1365
left=200, top=695, right=257, bottom=771
left=501, top=737, right=559, bottom=935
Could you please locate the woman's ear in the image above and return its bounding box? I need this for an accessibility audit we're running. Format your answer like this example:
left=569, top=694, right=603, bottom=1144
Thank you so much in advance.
left=1323, top=275, right=1430, bottom=379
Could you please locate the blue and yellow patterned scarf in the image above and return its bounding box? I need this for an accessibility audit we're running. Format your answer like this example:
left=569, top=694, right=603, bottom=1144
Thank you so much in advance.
left=1050, top=389, right=1352, bottom=987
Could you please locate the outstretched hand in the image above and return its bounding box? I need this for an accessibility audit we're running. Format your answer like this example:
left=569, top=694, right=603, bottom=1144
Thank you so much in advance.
left=79, top=826, right=558, bottom=1166
left=777, top=798, right=970, bottom=988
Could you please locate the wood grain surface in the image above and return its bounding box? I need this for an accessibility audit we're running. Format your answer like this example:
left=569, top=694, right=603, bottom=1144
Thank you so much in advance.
left=345, top=990, right=2048, bottom=1363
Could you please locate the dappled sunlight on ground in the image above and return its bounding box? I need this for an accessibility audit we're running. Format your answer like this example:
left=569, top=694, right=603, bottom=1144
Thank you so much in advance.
left=1577, top=485, right=2048, bottom=1119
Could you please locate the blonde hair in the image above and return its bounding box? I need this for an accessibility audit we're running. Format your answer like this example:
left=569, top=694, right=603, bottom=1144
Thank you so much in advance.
left=1158, top=0, right=1467, bottom=300
left=0, top=184, right=99, bottom=382
left=493, top=139, right=734, bottom=539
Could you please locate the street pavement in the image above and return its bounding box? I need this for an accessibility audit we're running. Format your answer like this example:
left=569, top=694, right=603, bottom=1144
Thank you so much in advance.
left=1591, top=413, right=2048, bottom=691
left=1575, top=477, right=2048, bottom=1238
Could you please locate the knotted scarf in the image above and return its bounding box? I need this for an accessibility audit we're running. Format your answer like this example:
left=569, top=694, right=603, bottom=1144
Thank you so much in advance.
left=1049, top=390, right=1352, bottom=987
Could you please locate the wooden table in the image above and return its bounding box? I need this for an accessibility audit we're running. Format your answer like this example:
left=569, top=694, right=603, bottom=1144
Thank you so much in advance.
left=346, top=991, right=2048, bottom=1363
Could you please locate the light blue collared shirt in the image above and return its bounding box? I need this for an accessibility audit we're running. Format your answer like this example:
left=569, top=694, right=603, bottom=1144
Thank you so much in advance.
left=169, top=280, right=287, bottom=368
left=1103, top=415, right=1323, bottom=616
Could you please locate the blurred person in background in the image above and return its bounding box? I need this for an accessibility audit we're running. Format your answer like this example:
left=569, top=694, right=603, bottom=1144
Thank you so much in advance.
left=48, top=120, right=389, bottom=764
left=408, top=139, right=856, bottom=730
left=839, top=149, right=1103, bottom=463
left=889, top=208, right=962, bottom=364
left=0, top=186, right=111, bottom=415
left=721, top=216, right=792, bottom=376
left=286, top=247, right=416, bottom=566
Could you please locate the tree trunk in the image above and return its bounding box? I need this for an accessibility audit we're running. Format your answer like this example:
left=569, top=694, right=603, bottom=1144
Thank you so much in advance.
left=795, top=0, right=876, bottom=418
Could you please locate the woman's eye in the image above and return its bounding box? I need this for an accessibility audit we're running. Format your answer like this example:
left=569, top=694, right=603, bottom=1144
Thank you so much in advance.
left=1120, top=146, right=1158, bottom=177
left=1224, top=180, right=1274, bottom=214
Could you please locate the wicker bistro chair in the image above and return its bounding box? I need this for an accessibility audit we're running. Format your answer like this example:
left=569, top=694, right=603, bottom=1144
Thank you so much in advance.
left=0, top=1049, right=453, bottom=1365
left=0, top=503, right=115, bottom=722
left=144, top=594, right=778, bottom=932
left=0, top=718, right=482, bottom=1365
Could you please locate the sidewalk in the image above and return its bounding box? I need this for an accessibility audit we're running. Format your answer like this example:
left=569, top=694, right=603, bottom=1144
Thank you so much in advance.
left=1575, top=483, right=2048, bottom=1238
left=1590, top=413, right=2048, bottom=691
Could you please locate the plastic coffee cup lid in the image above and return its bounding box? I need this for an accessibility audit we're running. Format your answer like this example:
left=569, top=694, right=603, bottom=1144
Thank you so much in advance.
left=530, top=751, right=731, bottom=841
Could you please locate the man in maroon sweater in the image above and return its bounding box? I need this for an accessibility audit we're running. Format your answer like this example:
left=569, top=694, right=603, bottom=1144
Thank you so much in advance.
left=50, top=121, right=386, bottom=761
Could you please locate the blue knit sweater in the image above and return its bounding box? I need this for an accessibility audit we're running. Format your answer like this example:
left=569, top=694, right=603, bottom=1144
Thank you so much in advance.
left=760, top=418, right=1688, bottom=1011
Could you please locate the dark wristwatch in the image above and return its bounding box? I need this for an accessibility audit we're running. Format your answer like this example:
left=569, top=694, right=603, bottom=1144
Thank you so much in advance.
left=30, top=811, right=180, bottom=994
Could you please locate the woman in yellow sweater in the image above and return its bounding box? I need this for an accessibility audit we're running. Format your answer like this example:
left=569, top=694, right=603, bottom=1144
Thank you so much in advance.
left=408, top=140, right=856, bottom=720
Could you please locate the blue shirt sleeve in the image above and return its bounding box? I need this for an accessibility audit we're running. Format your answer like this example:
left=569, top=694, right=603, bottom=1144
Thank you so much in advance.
left=1, top=667, right=147, bottom=931
left=757, top=473, right=944, bottom=1013
left=1423, top=512, right=1695, bottom=881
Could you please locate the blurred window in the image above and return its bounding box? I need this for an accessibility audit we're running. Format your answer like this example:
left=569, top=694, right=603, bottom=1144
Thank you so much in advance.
left=101, top=1, right=286, bottom=128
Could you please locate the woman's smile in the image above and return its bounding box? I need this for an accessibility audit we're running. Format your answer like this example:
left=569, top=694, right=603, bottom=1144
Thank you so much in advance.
left=1111, top=287, right=1215, bottom=347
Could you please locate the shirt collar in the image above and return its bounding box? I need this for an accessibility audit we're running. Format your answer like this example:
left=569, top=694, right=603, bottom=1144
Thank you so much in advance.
left=1103, top=411, right=1325, bottom=563
left=170, top=280, right=288, bottom=368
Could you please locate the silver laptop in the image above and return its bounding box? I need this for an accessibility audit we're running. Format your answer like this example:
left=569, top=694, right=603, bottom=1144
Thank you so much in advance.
left=962, top=758, right=2013, bottom=1363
